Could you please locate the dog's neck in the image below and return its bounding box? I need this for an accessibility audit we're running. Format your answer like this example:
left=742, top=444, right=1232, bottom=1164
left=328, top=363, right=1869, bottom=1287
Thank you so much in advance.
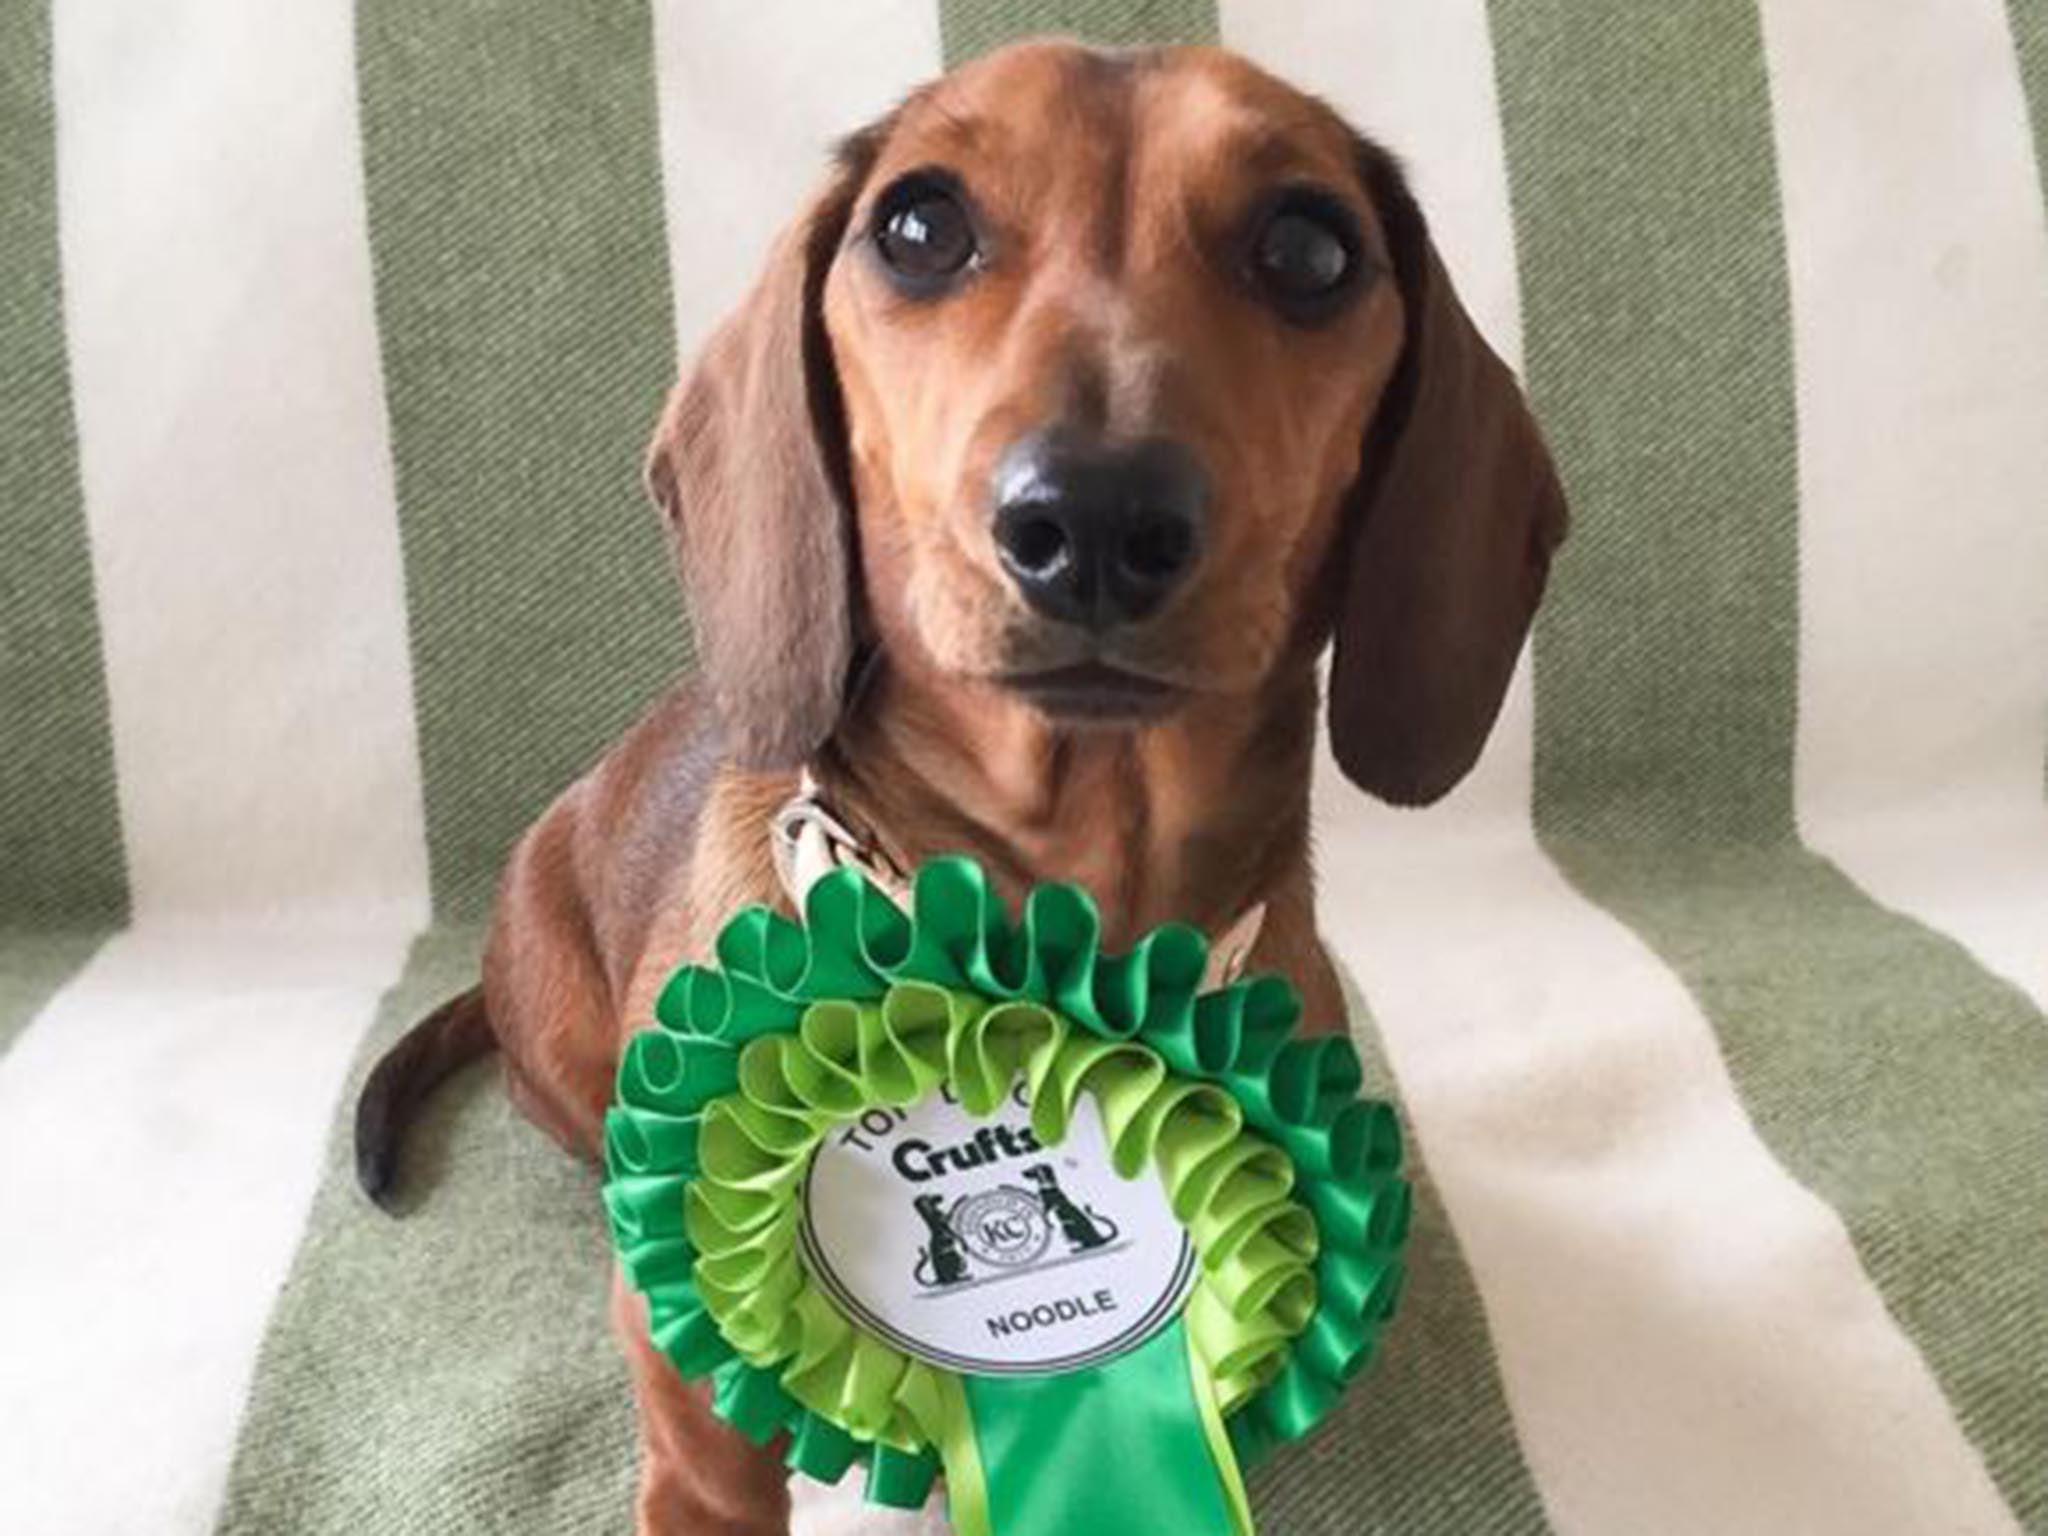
left=813, top=659, right=1319, bottom=948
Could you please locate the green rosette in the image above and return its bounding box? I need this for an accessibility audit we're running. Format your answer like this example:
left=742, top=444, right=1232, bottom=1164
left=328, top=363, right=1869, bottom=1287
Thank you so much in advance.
left=603, top=856, right=1410, bottom=1536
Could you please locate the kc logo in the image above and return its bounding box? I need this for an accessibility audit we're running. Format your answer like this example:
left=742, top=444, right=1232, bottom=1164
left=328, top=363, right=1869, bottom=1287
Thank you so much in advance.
left=912, top=1163, right=1121, bottom=1290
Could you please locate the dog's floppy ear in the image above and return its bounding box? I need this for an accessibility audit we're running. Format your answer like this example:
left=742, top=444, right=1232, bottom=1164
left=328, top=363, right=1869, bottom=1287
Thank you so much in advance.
left=645, top=142, right=875, bottom=770
left=1328, top=143, right=1568, bottom=805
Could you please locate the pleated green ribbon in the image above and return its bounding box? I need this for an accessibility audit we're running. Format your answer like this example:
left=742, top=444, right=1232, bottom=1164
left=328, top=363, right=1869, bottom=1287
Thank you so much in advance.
left=603, top=857, right=1410, bottom=1535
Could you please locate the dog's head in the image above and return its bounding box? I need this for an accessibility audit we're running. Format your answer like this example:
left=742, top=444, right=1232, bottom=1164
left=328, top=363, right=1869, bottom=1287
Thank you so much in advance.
left=647, top=41, right=1565, bottom=805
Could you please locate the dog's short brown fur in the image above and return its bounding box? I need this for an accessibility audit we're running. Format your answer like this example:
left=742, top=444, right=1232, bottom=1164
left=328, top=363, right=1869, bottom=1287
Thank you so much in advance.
left=357, top=40, right=1564, bottom=1535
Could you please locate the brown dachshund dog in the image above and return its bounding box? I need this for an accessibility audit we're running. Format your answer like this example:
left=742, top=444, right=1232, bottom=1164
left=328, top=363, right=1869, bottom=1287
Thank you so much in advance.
left=356, top=38, right=1564, bottom=1536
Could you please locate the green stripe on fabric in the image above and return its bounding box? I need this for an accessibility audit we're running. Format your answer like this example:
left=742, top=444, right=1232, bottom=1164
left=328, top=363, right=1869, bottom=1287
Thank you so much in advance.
left=1493, top=3, right=2048, bottom=1523
left=2012, top=0, right=2048, bottom=203
left=0, top=929, right=110, bottom=1057
left=358, top=1, right=685, bottom=921
left=940, top=0, right=1217, bottom=61
left=1251, top=979, right=1549, bottom=1536
left=0, top=0, right=127, bottom=925
left=216, top=927, right=634, bottom=1534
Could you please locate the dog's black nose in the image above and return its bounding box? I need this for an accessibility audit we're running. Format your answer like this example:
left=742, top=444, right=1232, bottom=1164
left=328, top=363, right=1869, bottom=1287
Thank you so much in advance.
left=991, top=432, right=1208, bottom=627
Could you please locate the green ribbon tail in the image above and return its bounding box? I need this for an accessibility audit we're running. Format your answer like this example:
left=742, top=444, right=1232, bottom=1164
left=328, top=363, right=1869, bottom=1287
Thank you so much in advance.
left=954, top=1319, right=1251, bottom=1536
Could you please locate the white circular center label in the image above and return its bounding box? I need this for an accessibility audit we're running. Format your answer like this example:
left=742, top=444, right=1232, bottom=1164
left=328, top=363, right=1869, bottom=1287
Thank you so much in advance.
left=799, top=1083, right=1196, bottom=1376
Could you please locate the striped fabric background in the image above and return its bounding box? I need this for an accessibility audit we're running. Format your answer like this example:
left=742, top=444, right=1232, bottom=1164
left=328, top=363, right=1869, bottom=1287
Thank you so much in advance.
left=1, top=2, right=2042, bottom=1533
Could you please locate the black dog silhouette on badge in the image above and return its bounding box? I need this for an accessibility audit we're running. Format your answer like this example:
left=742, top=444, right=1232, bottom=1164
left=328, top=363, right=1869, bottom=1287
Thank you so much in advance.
left=912, top=1191, right=971, bottom=1287
left=1023, top=1163, right=1118, bottom=1252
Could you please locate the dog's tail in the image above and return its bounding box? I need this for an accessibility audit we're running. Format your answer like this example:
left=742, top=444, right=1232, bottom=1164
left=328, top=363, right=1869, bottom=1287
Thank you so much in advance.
left=354, top=987, right=495, bottom=1213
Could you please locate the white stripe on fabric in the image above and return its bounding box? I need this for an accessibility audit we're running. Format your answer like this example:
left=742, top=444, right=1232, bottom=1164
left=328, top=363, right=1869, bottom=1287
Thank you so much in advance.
left=1224, top=4, right=2022, bottom=1533
left=650, top=11, right=949, bottom=1533
left=52, top=0, right=428, bottom=928
left=1764, top=0, right=2048, bottom=1010
left=16, top=4, right=433, bottom=1530
left=0, top=923, right=414, bottom=1535
left=650, top=0, right=943, bottom=365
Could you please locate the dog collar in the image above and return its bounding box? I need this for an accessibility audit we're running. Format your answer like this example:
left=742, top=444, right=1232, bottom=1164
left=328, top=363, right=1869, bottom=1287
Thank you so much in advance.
left=771, top=771, right=1267, bottom=990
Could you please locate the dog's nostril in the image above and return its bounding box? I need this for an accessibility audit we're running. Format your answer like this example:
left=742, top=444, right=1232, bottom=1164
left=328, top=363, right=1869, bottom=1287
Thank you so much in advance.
left=1001, top=513, right=1072, bottom=578
left=1119, top=514, right=1195, bottom=584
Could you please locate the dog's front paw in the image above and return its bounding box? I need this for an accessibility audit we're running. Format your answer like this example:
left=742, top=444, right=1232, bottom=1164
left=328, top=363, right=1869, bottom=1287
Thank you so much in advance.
left=789, top=1474, right=953, bottom=1536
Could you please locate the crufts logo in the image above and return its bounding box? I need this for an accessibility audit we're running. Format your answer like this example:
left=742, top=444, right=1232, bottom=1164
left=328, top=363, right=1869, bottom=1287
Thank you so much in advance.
left=911, top=1163, right=1120, bottom=1290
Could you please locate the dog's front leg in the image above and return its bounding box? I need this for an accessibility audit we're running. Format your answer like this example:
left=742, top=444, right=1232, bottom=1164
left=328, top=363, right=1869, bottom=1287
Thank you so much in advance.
left=613, top=1272, right=791, bottom=1536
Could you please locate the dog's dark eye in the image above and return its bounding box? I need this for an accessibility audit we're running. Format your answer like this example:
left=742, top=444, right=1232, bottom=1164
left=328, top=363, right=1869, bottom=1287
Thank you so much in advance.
left=874, top=174, right=978, bottom=291
left=1248, top=192, right=1364, bottom=322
